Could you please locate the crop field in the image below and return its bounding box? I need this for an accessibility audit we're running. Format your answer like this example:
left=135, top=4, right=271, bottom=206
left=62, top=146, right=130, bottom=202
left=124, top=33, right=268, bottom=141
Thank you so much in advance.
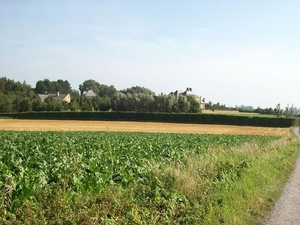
left=0, top=119, right=290, bottom=136
left=1, top=126, right=299, bottom=224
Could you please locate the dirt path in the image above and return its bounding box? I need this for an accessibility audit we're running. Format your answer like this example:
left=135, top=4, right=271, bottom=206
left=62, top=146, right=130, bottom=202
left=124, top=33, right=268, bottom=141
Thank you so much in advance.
left=266, top=127, right=300, bottom=225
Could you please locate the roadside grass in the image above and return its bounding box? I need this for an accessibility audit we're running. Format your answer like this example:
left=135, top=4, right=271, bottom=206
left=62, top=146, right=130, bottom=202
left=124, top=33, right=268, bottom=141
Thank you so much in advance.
left=0, top=130, right=299, bottom=224
left=158, top=132, right=299, bottom=224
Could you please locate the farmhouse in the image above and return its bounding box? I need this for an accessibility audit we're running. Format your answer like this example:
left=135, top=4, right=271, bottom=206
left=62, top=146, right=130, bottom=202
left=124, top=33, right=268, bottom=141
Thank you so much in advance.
left=170, top=87, right=205, bottom=110
left=36, top=92, right=71, bottom=103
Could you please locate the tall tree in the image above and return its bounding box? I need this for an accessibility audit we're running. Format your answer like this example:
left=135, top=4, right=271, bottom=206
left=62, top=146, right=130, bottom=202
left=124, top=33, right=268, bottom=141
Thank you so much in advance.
left=79, top=79, right=101, bottom=96
left=175, top=95, right=190, bottom=113
left=121, top=86, right=155, bottom=96
left=35, top=79, right=72, bottom=94
left=187, top=95, right=201, bottom=113
left=0, top=77, right=7, bottom=93
left=0, top=93, right=12, bottom=112
left=56, top=79, right=72, bottom=93
left=137, top=94, right=155, bottom=112
left=98, top=84, right=117, bottom=98
left=275, top=103, right=282, bottom=117
left=111, top=92, right=128, bottom=111
left=154, top=94, right=176, bottom=113
left=69, top=98, right=80, bottom=111
left=35, top=79, right=54, bottom=93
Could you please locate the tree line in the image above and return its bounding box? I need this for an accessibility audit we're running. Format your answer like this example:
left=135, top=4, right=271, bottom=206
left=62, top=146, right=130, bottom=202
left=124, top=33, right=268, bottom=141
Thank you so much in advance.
left=0, top=77, right=201, bottom=113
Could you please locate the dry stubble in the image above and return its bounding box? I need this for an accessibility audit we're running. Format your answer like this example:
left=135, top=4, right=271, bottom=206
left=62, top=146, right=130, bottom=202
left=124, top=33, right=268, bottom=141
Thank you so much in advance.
left=0, top=119, right=290, bottom=136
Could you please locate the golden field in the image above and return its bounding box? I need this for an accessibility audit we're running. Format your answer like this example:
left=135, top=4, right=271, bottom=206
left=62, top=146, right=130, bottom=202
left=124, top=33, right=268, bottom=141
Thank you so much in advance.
left=0, top=119, right=290, bottom=136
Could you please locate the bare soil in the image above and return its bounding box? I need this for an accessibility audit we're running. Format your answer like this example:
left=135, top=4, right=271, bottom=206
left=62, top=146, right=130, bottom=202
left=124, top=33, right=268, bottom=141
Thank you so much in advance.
left=0, top=119, right=290, bottom=136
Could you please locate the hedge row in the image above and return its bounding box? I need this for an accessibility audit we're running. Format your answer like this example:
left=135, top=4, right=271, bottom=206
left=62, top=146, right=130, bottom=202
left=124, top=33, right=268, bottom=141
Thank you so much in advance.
left=1, top=111, right=296, bottom=127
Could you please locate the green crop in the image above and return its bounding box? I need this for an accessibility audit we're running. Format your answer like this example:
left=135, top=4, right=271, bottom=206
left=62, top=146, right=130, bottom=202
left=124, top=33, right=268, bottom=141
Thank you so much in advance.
left=0, top=131, right=283, bottom=224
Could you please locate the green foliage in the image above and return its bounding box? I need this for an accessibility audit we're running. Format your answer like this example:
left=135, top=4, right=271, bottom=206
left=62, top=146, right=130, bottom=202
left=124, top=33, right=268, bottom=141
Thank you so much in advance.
left=1, top=131, right=298, bottom=224
left=12, top=97, right=32, bottom=112
left=80, top=98, right=94, bottom=111
left=120, top=86, right=155, bottom=96
left=0, top=131, right=284, bottom=224
left=0, top=94, right=12, bottom=113
left=173, top=95, right=190, bottom=113
left=69, top=98, right=80, bottom=111
left=0, top=77, right=5, bottom=93
left=32, top=100, right=47, bottom=112
left=206, top=101, right=227, bottom=110
left=98, top=84, right=117, bottom=98
left=2, top=76, right=298, bottom=116
left=3, top=111, right=296, bottom=127
left=154, top=94, right=177, bottom=113
left=79, top=79, right=101, bottom=96
left=187, top=95, right=201, bottom=113
left=34, top=79, right=72, bottom=94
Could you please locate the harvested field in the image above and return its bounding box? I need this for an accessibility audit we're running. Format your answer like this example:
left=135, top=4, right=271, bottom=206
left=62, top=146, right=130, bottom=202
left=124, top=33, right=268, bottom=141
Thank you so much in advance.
left=0, top=119, right=290, bottom=136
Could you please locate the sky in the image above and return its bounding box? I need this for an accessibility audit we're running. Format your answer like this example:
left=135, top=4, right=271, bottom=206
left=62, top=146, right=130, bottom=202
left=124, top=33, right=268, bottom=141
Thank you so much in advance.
left=0, top=0, right=299, bottom=109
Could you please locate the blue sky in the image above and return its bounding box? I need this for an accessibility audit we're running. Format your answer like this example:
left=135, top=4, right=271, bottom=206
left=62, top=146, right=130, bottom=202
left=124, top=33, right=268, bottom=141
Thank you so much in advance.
left=0, top=0, right=299, bottom=108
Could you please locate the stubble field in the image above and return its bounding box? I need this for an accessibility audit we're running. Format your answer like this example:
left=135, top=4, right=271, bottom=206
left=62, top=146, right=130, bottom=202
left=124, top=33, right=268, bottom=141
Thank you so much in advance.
left=0, top=119, right=290, bottom=136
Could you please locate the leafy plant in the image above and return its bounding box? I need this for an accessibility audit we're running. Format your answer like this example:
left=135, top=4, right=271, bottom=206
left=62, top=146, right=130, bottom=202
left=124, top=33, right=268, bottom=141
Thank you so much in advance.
left=0, top=130, right=297, bottom=224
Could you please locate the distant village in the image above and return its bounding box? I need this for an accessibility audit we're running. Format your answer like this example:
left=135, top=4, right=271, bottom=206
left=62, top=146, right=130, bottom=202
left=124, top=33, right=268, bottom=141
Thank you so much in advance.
left=1, top=77, right=299, bottom=117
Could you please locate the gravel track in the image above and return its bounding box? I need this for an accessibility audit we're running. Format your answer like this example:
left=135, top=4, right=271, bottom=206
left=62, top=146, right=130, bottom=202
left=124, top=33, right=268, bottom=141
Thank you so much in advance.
left=265, top=127, right=300, bottom=225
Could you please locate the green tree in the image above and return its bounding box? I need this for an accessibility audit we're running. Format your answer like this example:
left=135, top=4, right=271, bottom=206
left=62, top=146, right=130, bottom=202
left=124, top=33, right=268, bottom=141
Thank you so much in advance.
left=154, top=94, right=176, bottom=113
left=125, top=93, right=139, bottom=111
left=0, top=93, right=12, bottom=112
left=56, top=79, right=72, bottom=93
left=98, top=84, right=117, bottom=98
left=111, top=92, right=128, bottom=111
left=80, top=97, right=94, bottom=111
left=19, top=97, right=33, bottom=112
left=35, top=79, right=72, bottom=94
left=91, top=96, right=102, bottom=111
left=70, top=89, right=80, bottom=99
left=44, top=98, right=64, bottom=111
left=91, top=96, right=112, bottom=111
left=4, top=79, right=16, bottom=93
left=35, top=79, right=54, bottom=94
left=0, top=77, right=6, bottom=93
left=70, top=98, right=80, bottom=111
left=79, top=79, right=101, bottom=96
left=98, top=97, right=112, bottom=111
left=175, top=95, right=190, bottom=113
left=137, top=94, right=155, bottom=112
left=32, top=100, right=47, bottom=111
left=284, top=104, right=294, bottom=118
left=121, top=86, right=155, bottom=96
left=275, top=104, right=282, bottom=117
left=205, top=101, right=213, bottom=110
left=187, top=95, right=201, bottom=113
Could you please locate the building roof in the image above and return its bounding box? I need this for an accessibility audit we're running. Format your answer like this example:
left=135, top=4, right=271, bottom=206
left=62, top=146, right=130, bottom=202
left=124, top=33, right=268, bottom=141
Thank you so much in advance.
left=53, top=94, right=69, bottom=101
left=36, top=92, right=71, bottom=103
left=82, top=90, right=97, bottom=97
left=36, top=94, right=48, bottom=101
left=170, top=88, right=200, bottom=99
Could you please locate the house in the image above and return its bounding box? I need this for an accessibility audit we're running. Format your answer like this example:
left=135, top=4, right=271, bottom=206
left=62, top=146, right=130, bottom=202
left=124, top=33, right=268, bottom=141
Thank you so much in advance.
left=170, top=87, right=205, bottom=110
left=36, top=92, right=71, bottom=103
left=82, top=90, right=97, bottom=98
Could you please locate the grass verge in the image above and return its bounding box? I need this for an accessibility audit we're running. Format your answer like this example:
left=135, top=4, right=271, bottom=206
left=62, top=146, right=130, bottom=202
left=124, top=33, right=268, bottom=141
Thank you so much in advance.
left=157, top=131, right=299, bottom=224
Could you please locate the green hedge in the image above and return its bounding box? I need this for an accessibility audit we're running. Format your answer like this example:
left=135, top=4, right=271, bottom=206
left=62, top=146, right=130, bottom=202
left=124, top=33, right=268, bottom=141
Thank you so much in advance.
left=0, top=111, right=296, bottom=127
